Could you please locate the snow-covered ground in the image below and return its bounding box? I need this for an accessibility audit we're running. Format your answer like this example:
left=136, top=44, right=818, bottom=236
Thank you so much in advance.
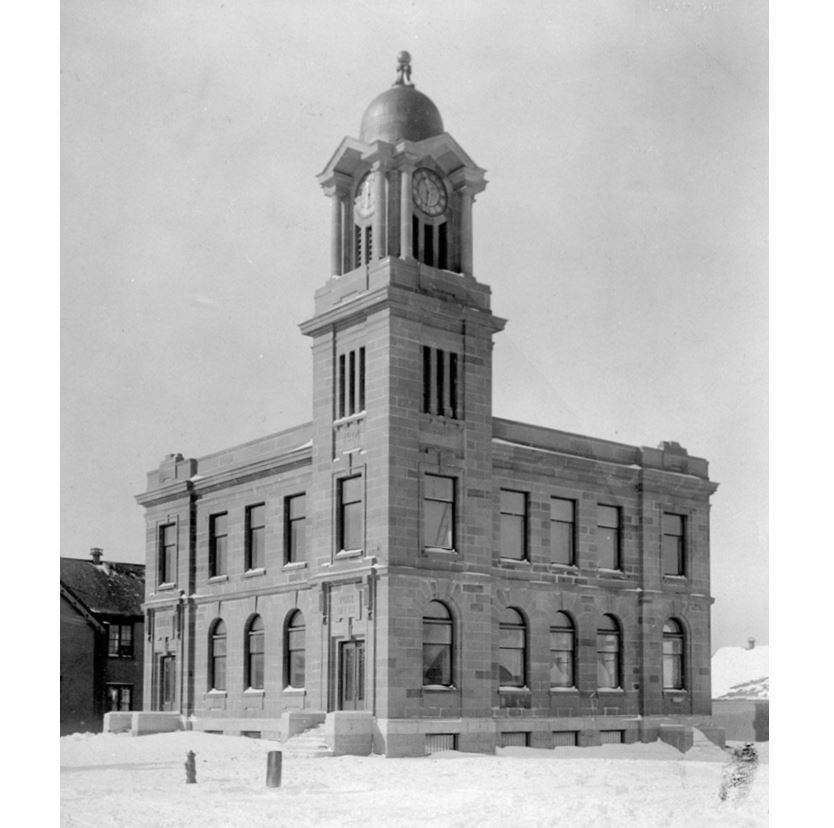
left=712, top=645, right=770, bottom=699
left=61, top=731, right=768, bottom=827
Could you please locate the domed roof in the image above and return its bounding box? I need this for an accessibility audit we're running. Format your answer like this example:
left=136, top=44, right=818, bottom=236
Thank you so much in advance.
left=359, top=53, right=444, bottom=144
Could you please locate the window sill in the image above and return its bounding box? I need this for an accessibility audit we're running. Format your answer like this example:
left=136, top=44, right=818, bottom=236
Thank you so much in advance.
left=423, top=546, right=457, bottom=555
left=597, top=568, right=625, bottom=576
left=282, top=686, right=306, bottom=696
left=422, top=684, right=456, bottom=692
left=663, top=688, right=688, bottom=695
left=283, top=561, right=307, bottom=571
left=242, top=568, right=266, bottom=578
left=551, top=563, right=579, bottom=571
left=597, top=687, right=625, bottom=693
left=662, top=574, right=687, bottom=581
left=549, top=686, right=579, bottom=693
left=498, top=686, right=531, bottom=694
left=206, top=689, right=227, bottom=698
left=244, top=688, right=265, bottom=696
left=333, top=411, right=366, bottom=426
left=336, top=548, right=363, bottom=559
left=156, top=582, right=177, bottom=591
left=208, top=574, right=229, bottom=583
left=107, top=654, right=135, bottom=660
left=498, top=558, right=530, bottom=566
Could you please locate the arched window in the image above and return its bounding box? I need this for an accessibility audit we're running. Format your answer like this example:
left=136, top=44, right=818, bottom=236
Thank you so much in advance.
left=498, top=607, right=526, bottom=688
left=422, top=601, right=453, bottom=686
left=209, top=619, right=226, bottom=691
left=285, top=611, right=305, bottom=689
left=246, top=616, right=264, bottom=690
left=663, top=619, right=685, bottom=690
left=597, top=614, right=621, bottom=689
left=550, top=611, right=575, bottom=688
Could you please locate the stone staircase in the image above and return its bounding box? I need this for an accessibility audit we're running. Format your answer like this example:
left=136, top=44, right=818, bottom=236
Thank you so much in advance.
left=279, top=723, right=332, bottom=758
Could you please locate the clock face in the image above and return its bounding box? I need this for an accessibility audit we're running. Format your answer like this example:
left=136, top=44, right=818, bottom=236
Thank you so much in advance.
left=354, top=172, right=375, bottom=219
left=412, top=168, right=447, bottom=217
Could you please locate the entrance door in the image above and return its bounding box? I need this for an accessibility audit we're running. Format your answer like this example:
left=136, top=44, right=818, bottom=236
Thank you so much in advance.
left=339, top=639, right=365, bottom=710
left=159, top=655, right=176, bottom=711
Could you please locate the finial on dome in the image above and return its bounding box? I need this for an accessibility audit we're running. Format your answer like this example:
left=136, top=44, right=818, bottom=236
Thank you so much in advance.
left=394, top=51, right=413, bottom=87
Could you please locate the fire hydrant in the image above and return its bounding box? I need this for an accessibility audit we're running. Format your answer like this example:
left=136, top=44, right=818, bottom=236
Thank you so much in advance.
left=185, top=750, right=197, bottom=784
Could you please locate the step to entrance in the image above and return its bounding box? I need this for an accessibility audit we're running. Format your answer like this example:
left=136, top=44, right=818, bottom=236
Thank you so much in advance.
left=280, top=723, right=332, bottom=758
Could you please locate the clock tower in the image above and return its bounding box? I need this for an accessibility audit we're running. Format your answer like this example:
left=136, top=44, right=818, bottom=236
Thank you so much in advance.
left=300, top=53, right=506, bottom=742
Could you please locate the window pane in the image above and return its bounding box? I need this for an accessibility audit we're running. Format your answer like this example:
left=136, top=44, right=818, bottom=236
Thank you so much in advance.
left=249, top=526, right=264, bottom=569
left=213, top=657, right=226, bottom=691
left=290, top=651, right=305, bottom=688
left=425, top=474, right=453, bottom=502
left=597, top=527, right=617, bottom=569
left=662, top=513, right=683, bottom=536
left=499, top=626, right=524, bottom=649
left=597, top=652, right=618, bottom=688
left=551, top=521, right=573, bottom=565
left=550, top=631, right=573, bottom=651
left=249, top=652, right=264, bottom=690
left=424, top=500, right=453, bottom=548
left=550, top=652, right=573, bottom=687
left=423, top=643, right=451, bottom=685
left=357, top=644, right=365, bottom=700
left=663, top=654, right=683, bottom=689
left=342, top=500, right=363, bottom=550
left=598, top=506, right=619, bottom=529
left=289, top=494, right=305, bottom=520
left=213, top=536, right=227, bottom=575
left=423, top=620, right=452, bottom=645
left=342, top=647, right=353, bottom=698
left=499, top=649, right=524, bottom=686
left=212, top=513, right=227, bottom=536
left=289, top=519, right=306, bottom=562
left=598, top=633, right=619, bottom=653
left=551, top=498, right=573, bottom=522
left=249, top=505, right=265, bottom=528
left=108, top=625, right=119, bottom=656
left=501, top=490, right=525, bottom=515
left=501, top=514, right=525, bottom=559
left=662, top=535, right=683, bottom=575
left=342, top=476, right=362, bottom=504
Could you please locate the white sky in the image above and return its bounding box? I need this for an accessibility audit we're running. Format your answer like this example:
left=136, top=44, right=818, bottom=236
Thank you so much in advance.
left=60, top=0, right=768, bottom=651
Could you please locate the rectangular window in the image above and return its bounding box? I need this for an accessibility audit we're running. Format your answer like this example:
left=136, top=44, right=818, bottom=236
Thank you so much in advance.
left=422, top=346, right=432, bottom=413
left=435, top=349, right=445, bottom=415
left=423, top=223, right=434, bottom=266
left=421, top=346, right=460, bottom=419
left=354, top=225, right=361, bottom=268
left=339, top=476, right=363, bottom=552
left=107, top=623, right=133, bottom=658
left=597, top=505, right=621, bottom=570
left=364, top=225, right=373, bottom=264
left=549, top=628, right=574, bottom=687
left=246, top=503, right=266, bottom=570
left=209, top=512, right=228, bottom=577
left=285, top=494, right=306, bottom=564
left=423, top=474, right=455, bottom=550
left=550, top=497, right=576, bottom=565
left=159, top=523, right=176, bottom=584
left=662, top=513, right=685, bottom=575
left=337, top=347, right=366, bottom=418
left=448, top=352, right=458, bottom=418
left=438, top=222, right=448, bottom=270
left=106, top=684, right=133, bottom=712
left=500, top=489, right=527, bottom=560
left=338, top=354, right=346, bottom=418
left=412, top=215, right=420, bottom=258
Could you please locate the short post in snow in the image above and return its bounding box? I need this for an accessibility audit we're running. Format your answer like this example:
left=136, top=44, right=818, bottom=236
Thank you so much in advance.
left=266, top=750, right=282, bottom=788
left=185, top=750, right=196, bottom=784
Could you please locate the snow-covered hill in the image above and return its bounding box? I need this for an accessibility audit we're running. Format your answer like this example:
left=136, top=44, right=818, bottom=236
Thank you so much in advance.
left=712, top=645, right=769, bottom=700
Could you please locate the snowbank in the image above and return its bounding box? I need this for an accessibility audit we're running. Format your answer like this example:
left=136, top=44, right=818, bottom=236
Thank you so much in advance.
left=711, top=645, right=769, bottom=699
left=60, top=731, right=768, bottom=827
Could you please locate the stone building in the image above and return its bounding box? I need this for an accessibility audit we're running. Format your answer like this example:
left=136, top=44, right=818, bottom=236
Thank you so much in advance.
left=137, top=54, right=719, bottom=756
left=60, top=549, right=145, bottom=734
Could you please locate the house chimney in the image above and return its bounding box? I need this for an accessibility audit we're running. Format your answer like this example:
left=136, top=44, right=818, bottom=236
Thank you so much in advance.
left=90, top=547, right=103, bottom=565
left=746, top=637, right=755, bottom=650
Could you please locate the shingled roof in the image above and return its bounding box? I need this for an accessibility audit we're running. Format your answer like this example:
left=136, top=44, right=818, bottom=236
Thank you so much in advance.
left=60, top=557, right=145, bottom=617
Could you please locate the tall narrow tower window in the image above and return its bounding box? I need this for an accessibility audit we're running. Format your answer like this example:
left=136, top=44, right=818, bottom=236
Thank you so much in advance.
left=337, top=346, right=366, bottom=418
left=438, top=222, right=448, bottom=270
left=422, top=346, right=460, bottom=419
